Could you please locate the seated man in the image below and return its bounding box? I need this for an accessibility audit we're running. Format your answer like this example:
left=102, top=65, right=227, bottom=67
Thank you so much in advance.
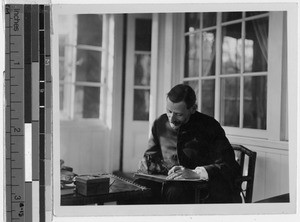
left=136, top=84, right=242, bottom=204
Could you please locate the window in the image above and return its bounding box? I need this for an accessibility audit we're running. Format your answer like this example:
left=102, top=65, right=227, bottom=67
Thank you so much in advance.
left=133, top=18, right=152, bottom=121
left=58, top=14, right=107, bottom=120
left=183, top=12, right=269, bottom=133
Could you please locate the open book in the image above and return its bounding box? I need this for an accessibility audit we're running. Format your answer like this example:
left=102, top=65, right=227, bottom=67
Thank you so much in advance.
left=134, top=172, right=205, bottom=183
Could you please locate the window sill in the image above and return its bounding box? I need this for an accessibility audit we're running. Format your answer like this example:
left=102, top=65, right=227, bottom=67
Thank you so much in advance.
left=228, top=135, right=288, bottom=152
left=60, top=119, right=108, bottom=129
left=224, top=126, right=268, bottom=139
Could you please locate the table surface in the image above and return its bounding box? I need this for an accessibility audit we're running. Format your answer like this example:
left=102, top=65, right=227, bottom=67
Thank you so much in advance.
left=61, top=174, right=151, bottom=205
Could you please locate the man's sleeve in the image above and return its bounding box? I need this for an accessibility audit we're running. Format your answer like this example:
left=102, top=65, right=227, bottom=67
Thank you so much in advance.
left=143, top=119, right=163, bottom=160
left=202, top=121, right=241, bottom=183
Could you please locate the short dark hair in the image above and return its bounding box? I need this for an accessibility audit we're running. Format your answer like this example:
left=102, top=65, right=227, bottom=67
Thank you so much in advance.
left=167, top=84, right=196, bottom=109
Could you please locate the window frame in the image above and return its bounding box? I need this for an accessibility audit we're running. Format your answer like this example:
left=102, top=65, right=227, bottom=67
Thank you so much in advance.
left=180, top=11, right=285, bottom=140
left=59, top=14, right=109, bottom=122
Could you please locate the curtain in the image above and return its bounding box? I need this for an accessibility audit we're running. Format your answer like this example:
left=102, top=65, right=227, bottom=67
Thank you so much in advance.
left=252, top=18, right=268, bottom=63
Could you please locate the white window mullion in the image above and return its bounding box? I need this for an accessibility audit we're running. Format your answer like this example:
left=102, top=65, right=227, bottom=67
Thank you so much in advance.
left=75, top=44, right=103, bottom=52
left=198, top=13, right=203, bottom=111
left=163, top=14, right=173, bottom=107
left=214, top=12, right=222, bottom=122
left=240, top=15, right=246, bottom=128
left=69, top=15, right=78, bottom=120
left=100, top=15, right=108, bottom=123
left=105, top=14, right=116, bottom=130
left=74, top=82, right=104, bottom=87
left=267, top=12, right=284, bottom=140
left=149, top=13, right=159, bottom=129
left=240, top=76, right=244, bottom=128
left=134, top=85, right=151, bottom=90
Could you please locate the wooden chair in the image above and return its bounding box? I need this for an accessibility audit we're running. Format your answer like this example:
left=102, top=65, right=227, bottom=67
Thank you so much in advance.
left=231, top=144, right=257, bottom=203
left=193, top=144, right=257, bottom=203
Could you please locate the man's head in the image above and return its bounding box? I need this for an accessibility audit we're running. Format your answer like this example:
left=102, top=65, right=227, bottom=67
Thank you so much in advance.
left=166, top=84, right=197, bottom=130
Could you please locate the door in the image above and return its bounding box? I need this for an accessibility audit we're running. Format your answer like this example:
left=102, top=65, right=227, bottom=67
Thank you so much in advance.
left=123, top=14, right=152, bottom=172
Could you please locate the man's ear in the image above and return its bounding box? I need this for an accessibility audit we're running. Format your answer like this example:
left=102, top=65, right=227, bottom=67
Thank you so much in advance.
left=190, top=104, right=197, bottom=114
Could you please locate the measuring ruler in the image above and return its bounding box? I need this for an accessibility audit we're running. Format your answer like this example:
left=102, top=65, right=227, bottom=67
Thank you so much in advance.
left=5, top=4, right=26, bottom=221
left=5, top=4, right=51, bottom=222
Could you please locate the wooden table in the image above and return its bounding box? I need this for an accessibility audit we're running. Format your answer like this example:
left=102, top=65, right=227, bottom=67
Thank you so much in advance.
left=61, top=174, right=151, bottom=205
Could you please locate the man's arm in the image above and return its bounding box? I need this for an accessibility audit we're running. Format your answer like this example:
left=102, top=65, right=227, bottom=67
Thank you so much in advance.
left=202, top=121, right=241, bottom=182
left=137, top=119, right=165, bottom=174
left=167, top=121, right=239, bottom=182
left=166, top=165, right=209, bottom=180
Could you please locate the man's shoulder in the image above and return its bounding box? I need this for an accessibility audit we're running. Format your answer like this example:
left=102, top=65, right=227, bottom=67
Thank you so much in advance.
left=194, top=111, right=217, bottom=122
left=155, top=113, right=168, bottom=122
left=192, top=112, right=221, bottom=128
left=151, top=114, right=168, bottom=127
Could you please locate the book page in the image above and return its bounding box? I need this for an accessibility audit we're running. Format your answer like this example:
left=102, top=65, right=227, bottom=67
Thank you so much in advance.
left=134, top=173, right=204, bottom=183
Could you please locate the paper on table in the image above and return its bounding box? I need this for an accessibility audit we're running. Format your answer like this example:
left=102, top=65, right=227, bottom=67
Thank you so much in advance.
left=134, top=172, right=204, bottom=183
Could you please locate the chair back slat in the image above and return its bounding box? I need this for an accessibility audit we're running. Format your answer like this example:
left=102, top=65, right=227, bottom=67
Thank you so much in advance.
left=231, top=144, right=257, bottom=203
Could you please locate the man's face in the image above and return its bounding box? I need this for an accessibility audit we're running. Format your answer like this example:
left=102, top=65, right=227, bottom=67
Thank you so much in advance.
left=166, top=98, right=194, bottom=130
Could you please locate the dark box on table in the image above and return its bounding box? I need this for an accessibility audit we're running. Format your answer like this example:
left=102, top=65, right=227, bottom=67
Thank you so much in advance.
left=76, top=175, right=110, bottom=196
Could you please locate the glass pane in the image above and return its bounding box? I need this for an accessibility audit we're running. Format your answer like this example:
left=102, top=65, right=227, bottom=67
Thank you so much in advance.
left=74, top=86, right=100, bottom=118
left=59, top=35, right=67, bottom=57
left=220, top=77, right=240, bottom=127
left=201, top=79, right=215, bottom=117
left=221, top=23, right=242, bottom=74
left=135, top=19, right=152, bottom=51
left=202, top=30, right=216, bottom=76
left=59, top=84, right=64, bottom=111
left=203, top=12, right=216, bottom=28
left=59, top=60, right=67, bottom=81
left=185, top=13, right=200, bottom=32
left=222, top=12, right=242, bottom=22
left=184, top=33, right=200, bottom=77
left=246, top=11, right=268, bottom=17
left=77, top=14, right=102, bottom=47
left=75, top=49, right=101, bottom=82
left=133, top=89, right=150, bottom=121
left=183, top=81, right=199, bottom=101
left=134, top=54, right=151, bottom=86
left=243, top=76, right=267, bottom=129
left=59, top=35, right=71, bottom=82
left=245, top=17, right=269, bottom=72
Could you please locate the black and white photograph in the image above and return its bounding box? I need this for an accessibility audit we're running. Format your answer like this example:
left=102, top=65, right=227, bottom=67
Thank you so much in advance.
left=0, top=0, right=299, bottom=222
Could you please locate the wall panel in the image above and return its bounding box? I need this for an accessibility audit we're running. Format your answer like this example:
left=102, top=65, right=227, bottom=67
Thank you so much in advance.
left=229, top=137, right=289, bottom=202
left=60, top=121, right=109, bottom=175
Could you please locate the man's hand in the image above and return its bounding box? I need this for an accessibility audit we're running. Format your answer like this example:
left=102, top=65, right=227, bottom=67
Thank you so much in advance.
left=166, top=166, right=200, bottom=180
